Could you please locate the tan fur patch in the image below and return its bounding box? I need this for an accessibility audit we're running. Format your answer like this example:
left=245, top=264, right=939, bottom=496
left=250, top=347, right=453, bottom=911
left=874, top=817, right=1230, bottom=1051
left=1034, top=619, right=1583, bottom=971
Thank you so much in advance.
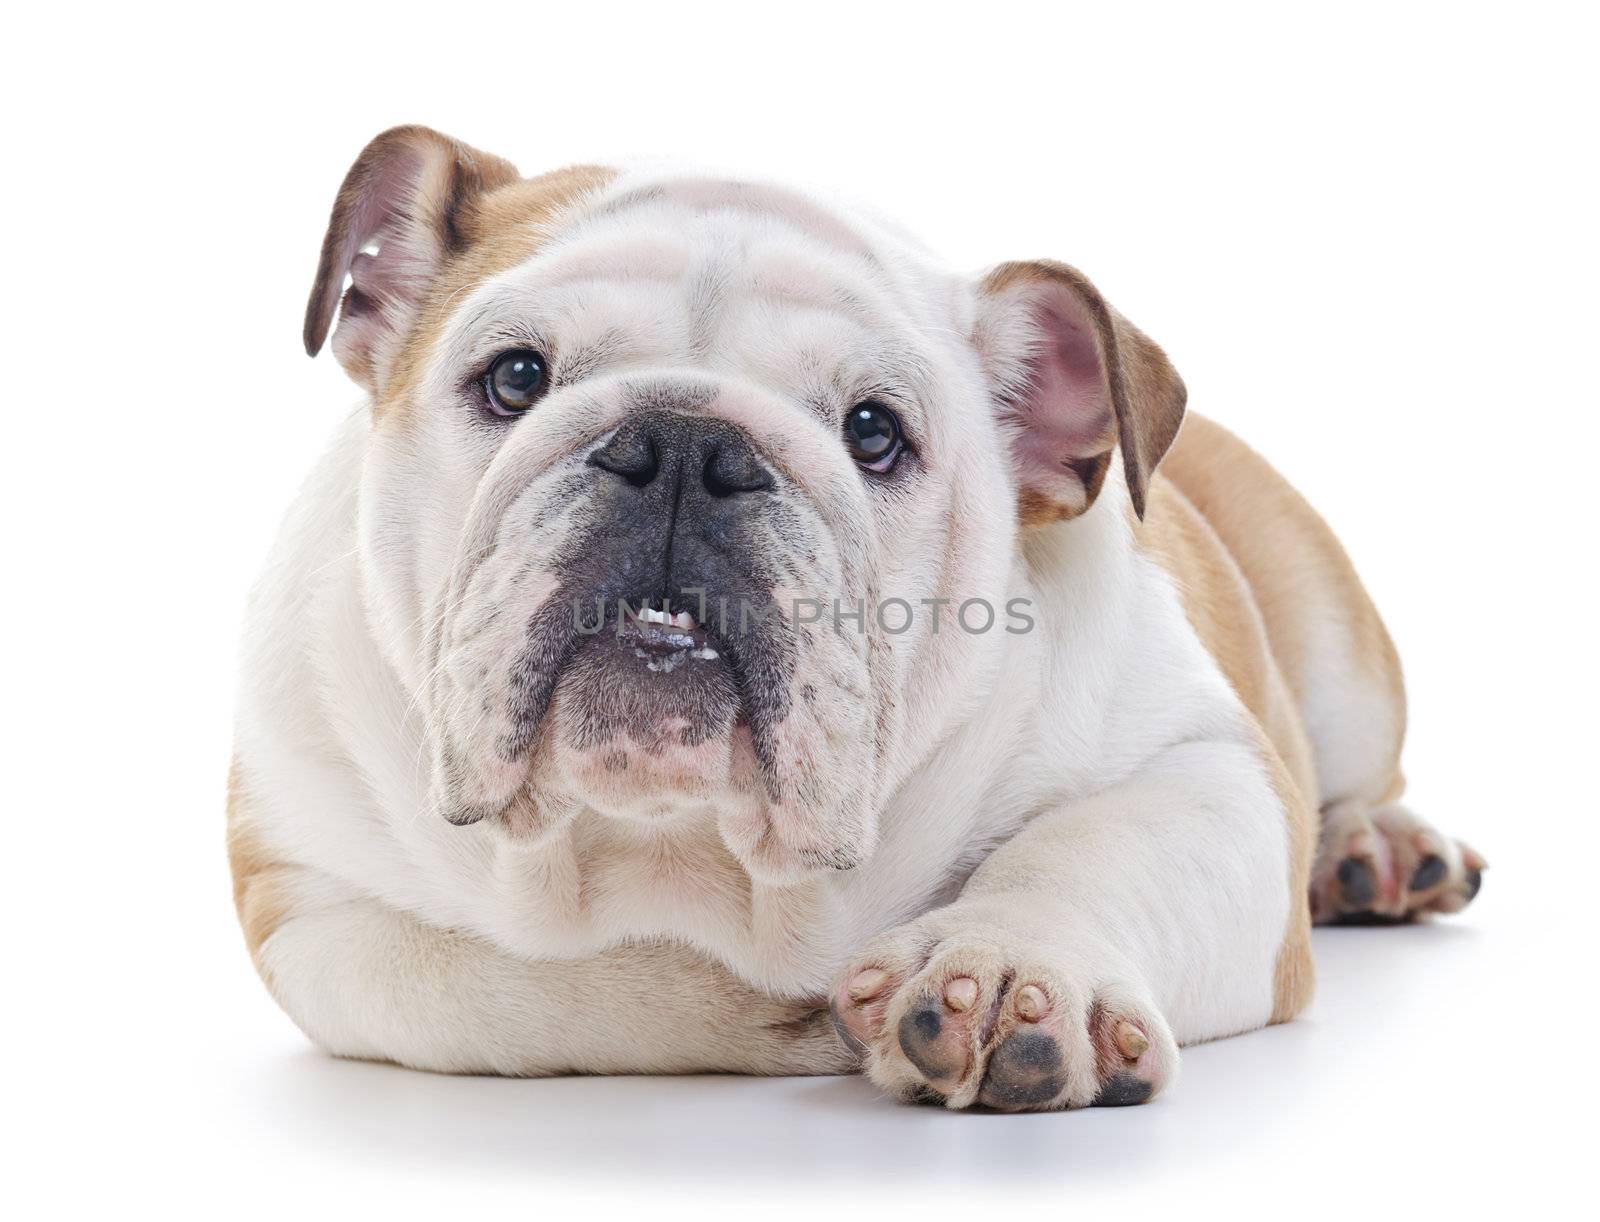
left=303, top=126, right=524, bottom=377
left=1017, top=486, right=1075, bottom=527
left=380, top=164, right=618, bottom=414
left=1139, top=474, right=1317, bottom=796
left=1264, top=747, right=1316, bottom=1022
left=225, top=761, right=297, bottom=961
left=1161, top=414, right=1406, bottom=804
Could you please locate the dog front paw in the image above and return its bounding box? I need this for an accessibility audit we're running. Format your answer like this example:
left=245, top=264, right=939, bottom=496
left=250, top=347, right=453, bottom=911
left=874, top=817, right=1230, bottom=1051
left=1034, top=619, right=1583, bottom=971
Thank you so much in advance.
left=829, top=915, right=1177, bottom=1111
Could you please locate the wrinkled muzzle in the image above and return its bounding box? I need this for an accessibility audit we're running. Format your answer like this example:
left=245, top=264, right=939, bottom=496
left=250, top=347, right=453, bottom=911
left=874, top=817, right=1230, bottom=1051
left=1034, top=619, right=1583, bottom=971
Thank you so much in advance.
left=428, top=397, right=882, bottom=883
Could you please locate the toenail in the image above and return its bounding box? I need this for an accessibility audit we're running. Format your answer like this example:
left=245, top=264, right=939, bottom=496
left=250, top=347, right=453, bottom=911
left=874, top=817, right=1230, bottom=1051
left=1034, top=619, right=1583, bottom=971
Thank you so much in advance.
left=1114, top=1019, right=1149, bottom=1061
left=828, top=1000, right=867, bottom=1056
left=1410, top=854, right=1447, bottom=891
left=1014, top=984, right=1048, bottom=1021
left=944, top=977, right=979, bottom=1012
left=1337, top=857, right=1377, bottom=906
left=847, top=968, right=888, bottom=1001
left=1464, top=867, right=1483, bottom=900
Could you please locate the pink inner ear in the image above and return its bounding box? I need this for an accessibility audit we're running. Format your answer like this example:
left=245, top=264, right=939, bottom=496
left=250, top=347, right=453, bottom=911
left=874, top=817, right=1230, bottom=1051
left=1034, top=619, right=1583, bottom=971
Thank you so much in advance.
left=1009, top=294, right=1116, bottom=506
left=348, top=239, right=409, bottom=305
left=339, top=149, right=425, bottom=284
left=313, top=147, right=428, bottom=343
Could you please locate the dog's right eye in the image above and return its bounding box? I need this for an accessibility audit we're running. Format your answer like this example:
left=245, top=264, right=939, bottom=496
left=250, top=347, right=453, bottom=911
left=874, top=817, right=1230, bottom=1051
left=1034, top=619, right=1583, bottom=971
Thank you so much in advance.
left=484, top=349, right=549, bottom=415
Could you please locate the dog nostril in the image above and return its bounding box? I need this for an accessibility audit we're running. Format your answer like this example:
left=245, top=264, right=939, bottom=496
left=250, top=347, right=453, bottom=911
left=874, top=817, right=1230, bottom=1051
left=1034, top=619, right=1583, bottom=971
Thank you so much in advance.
left=589, top=432, right=659, bottom=488
left=702, top=442, right=774, bottom=497
left=589, top=411, right=772, bottom=496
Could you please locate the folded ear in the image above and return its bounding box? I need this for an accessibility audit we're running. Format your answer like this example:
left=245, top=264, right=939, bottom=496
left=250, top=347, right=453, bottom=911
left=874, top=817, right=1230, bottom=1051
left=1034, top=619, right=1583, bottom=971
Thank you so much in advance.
left=303, top=125, right=521, bottom=391
left=974, top=260, right=1186, bottom=524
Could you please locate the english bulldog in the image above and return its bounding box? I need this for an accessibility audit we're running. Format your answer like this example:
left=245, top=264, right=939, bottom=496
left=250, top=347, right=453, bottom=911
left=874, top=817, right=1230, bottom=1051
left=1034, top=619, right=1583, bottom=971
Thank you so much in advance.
left=228, top=125, right=1486, bottom=1110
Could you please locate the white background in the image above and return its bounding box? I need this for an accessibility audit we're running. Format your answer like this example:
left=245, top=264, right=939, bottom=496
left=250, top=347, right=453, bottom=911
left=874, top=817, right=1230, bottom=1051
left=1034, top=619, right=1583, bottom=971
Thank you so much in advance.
left=4, top=1, right=1596, bottom=1216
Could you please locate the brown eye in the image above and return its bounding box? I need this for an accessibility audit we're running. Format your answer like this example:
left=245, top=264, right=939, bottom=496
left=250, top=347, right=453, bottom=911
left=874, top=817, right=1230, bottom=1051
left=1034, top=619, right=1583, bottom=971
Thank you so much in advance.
left=844, top=401, right=902, bottom=472
left=485, top=349, right=549, bottom=414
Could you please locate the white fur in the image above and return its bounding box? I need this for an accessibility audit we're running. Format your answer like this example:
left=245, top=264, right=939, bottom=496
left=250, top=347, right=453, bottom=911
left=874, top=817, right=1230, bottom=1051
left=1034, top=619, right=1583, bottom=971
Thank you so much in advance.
left=233, top=168, right=1294, bottom=1081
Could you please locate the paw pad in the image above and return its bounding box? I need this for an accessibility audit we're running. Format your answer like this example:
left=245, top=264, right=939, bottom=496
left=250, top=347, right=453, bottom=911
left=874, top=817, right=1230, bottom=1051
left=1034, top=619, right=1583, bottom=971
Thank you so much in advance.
left=1409, top=853, right=1447, bottom=891
left=1092, top=1071, right=1155, bottom=1107
left=1337, top=856, right=1377, bottom=906
left=978, top=1028, right=1065, bottom=1109
left=896, top=998, right=969, bottom=1089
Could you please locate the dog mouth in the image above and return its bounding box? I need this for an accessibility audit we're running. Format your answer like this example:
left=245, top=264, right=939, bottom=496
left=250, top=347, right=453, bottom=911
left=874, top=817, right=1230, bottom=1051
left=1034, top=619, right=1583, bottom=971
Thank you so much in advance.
left=611, top=603, right=724, bottom=672
left=504, top=588, right=789, bottom=764
left=557, top=598, right=745, bottom=756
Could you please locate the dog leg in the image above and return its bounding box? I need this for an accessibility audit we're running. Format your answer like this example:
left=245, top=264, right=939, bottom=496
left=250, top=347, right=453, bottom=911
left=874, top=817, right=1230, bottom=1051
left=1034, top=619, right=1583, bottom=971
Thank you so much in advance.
left=240, top=857, right=851, bottom=1076
left=832, top=736, right=1298, bottom=1110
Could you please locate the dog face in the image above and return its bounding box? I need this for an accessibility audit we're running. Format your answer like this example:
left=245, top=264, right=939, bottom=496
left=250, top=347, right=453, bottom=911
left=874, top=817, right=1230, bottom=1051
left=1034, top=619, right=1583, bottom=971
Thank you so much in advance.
left=304, top=127, right=1183, bottom=883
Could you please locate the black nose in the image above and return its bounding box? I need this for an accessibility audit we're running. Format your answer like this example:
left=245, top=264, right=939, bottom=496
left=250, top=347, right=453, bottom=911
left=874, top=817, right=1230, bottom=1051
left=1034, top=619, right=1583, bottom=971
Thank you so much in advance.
left=588, top=411, right=774, bottom=497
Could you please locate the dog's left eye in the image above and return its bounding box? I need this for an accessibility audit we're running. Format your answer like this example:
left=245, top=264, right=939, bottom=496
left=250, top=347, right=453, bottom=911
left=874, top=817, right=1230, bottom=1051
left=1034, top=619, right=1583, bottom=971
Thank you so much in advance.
left=844, top=401, right=903, bottom=473
left=484, top=349, right=549, bottom=415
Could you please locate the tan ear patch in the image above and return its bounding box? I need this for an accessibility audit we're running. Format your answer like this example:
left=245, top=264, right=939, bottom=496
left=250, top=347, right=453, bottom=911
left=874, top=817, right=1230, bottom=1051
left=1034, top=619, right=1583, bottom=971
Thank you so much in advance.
left=376, top=163, right=617, bottom=413
left=302, top=127, right=617, bottom=405
left=303, top=125, right=524, bottom=390
left=976, top=260, right=1186, bottom=523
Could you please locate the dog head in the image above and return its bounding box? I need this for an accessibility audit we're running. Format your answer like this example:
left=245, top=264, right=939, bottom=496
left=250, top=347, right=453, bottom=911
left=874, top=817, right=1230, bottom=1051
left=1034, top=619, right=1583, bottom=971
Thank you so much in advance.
left=304, top=126, right=1184, bottom=882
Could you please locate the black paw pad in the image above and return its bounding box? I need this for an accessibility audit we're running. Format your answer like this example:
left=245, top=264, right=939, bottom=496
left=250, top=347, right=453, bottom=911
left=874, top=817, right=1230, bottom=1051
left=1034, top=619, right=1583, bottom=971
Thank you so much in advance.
left=1464, top=866, right=1483, bottom=901
left=897, top=1002, right=963, bottom=1084
left=1337, top=856, right=1377, bottom=907
left=978, top=1028, right=1065, bottom=1109
left=1092, top=1071, right=1155, bottom=1107
left=1409, top=854, right=1447, bottom=891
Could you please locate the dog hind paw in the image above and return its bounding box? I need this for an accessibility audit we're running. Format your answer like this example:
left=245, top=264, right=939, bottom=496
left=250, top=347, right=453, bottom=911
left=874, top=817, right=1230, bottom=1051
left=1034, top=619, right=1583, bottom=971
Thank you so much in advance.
left=1312, top=800, right=1485, bottom=923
